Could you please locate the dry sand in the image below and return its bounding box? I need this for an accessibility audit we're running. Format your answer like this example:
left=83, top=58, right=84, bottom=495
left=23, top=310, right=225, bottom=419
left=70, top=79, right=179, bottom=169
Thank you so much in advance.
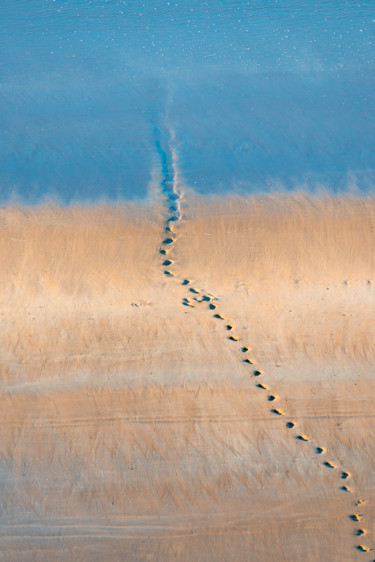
left=0, top=194, right=374, bottom=561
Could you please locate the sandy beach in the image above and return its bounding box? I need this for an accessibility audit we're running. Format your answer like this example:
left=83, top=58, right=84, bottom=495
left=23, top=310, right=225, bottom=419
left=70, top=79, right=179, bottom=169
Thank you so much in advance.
left=0, top=193, right=374, bottom=561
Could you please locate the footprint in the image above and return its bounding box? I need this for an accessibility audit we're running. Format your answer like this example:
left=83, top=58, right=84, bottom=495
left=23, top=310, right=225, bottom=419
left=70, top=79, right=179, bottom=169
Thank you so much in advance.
left=350, top=514, right=363, bottom=522
left=182, top=279, right=191, bottom=285
left=316, top=447, right=325, bottom=454
left=323, top=461, right=335, bottom=469
left=163, top=238, right=174, bottom=245
left=341, top=471, right=350, bottom=479
left=267, top=395, right=276, bottom=401
left=164, top=271, right=175, bottom=277
left=243, top=358, right=254, bottom=364
left=201, top=295, right=212, bottom=302
left=356, top=530, right=366, bottom=536
left=163, top=259, right=173, bottom=266
left=271, top=408, right=284, bottom=415
left=253, top=370, right=262, bottom=376
left=296, top=435, right=310, bottom=442
left=182, top=298, right=195, bottom=308
left=225, top=324, right=233, bottom=331
left=241, top=347, right=249, bottom=353
left=286, top=422, right=295, bottom=429
left=209, top=303, right=217, bottom=310
left=356, top=545, right=370, bottom=552
left=356, top=499, right=365, bottom=506
left=214, top=313, right=225, bottom=320
left=340, top=485, right=352, bottom=492
left=228, top=335, right=240, bottom=342
left=160, top=249, right=168, bottom=255
left=256, top=383, right=268, bottom=390
left=190, top=288, right=201, bottom=294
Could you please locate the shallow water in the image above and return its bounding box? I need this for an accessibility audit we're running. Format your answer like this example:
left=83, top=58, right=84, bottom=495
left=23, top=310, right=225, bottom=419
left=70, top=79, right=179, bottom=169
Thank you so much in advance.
left=1, top=1, right=374, bottom=203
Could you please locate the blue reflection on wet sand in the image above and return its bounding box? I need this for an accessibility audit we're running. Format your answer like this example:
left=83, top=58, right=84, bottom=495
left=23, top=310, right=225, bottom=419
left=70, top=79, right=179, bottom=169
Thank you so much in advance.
left=0, top=1, right=374, bottom=203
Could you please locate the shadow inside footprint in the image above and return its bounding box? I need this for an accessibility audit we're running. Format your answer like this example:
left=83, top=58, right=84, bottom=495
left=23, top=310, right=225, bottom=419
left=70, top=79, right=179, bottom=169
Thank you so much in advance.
left=182, top=298, right=195, bottom=308
left=350, top=514, right=362, bottom=522
left=316, top=447, right=324, bottom=454
left=182, top=279, right=191, bottom=285
left=163, top=238, right=174, bottom=245
left=209, top=303, right=217, bottom=310
left=296, top=435, right=310, bottom=442
left=267, top=395, right=276, bottom=401
left=356, top=530, right=365, bottom=536
left=243, top=358, right=253, bottom=364
left=225, top=325, right=233, bottom=331
left=256, top=383, right=268, bottom=390
left=163, top=260, right=173, bottom=266
left=323, top=461, right=335, bottom=469
left=253, top=370, right=262, bottom=376
left=271, top=408, right=284, bottom=415
left=286, top=422, right=295, bottom=429
left=228, top=335, right=239, bottom=341
left=164, top=271, right=175, bottom=277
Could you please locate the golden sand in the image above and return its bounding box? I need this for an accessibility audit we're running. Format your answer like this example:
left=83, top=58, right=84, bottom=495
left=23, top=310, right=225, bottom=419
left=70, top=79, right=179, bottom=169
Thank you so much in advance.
left=0, top=194, right=374, bottom=560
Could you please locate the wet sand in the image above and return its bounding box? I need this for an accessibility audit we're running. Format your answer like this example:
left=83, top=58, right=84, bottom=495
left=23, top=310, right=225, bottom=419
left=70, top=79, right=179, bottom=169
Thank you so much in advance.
left=0, top=194, right=374, bottom=561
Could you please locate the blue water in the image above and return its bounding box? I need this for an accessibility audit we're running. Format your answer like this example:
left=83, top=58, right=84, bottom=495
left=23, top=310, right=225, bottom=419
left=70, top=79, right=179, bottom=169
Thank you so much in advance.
left=1, top=1, right=374, bottom=203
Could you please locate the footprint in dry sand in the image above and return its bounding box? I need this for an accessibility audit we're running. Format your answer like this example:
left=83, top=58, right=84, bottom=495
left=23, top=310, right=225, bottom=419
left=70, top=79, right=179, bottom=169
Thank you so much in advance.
left=209, top=303, right=217, bottom=310
left=253, top=370, right=262, bottom=376
left=214, top=313, right=225, bottom=320
left=356, top=529, right=366, bottom=536
left=189, top=288, right=201, bottom=294
left=286, top=421, right=295, bottom=428
left=316, top=447, right=325, bottom=454
left=267, top=395, right=276, bottom=401
left=241, top=346, right=249, bottom=352
left=226, top=324, right=233, bottom=331
left=164, top=271, right=175, bottom=277
left=271, top=408, right=284, bottom=415
left=182, top=298, right=195, bottom=308
left=356, top=545, right=370, bottom=552
left=341, top=471, right=350, bottom=479
left=340, top=485, right=352, bottom=492
left=228, top=335, right=240, bottom=341
left=296, top=435, right=310, bottom=442
left=163, top=259, right=173, bottom=266
left=256, top=383, right=268, bottom=390
left=323, top=461, right=335, bottom=469
left=243, top=358, right=254, bottom=364
left=182, top=279, right=191, bottom=285
left=163, top=238, right=174, bottom=245
left=350, top=514, right=363, bottom=522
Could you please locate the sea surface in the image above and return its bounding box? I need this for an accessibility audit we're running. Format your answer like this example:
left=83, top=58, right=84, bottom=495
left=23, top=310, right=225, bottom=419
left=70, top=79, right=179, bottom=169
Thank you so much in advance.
left=1, top=0, right=374, bottom=204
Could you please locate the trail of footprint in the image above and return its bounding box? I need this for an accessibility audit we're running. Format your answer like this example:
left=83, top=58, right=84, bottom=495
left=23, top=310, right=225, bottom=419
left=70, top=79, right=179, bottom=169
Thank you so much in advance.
left=155, top=129, right=372, bottom=557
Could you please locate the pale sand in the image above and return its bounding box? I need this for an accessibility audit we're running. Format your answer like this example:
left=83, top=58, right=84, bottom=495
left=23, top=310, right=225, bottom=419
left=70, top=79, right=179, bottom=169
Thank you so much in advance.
left=0, top=194, right=374, bottom=561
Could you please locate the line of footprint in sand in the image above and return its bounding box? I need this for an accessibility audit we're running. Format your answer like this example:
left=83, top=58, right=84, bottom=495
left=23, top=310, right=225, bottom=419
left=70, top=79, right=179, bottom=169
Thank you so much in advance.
left=158, top=187, right=373, bottom=557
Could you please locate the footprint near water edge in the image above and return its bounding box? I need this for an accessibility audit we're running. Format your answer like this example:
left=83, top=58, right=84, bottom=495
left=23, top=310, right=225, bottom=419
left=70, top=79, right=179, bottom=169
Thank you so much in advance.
left=154, top=129, right=373, bottom=557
